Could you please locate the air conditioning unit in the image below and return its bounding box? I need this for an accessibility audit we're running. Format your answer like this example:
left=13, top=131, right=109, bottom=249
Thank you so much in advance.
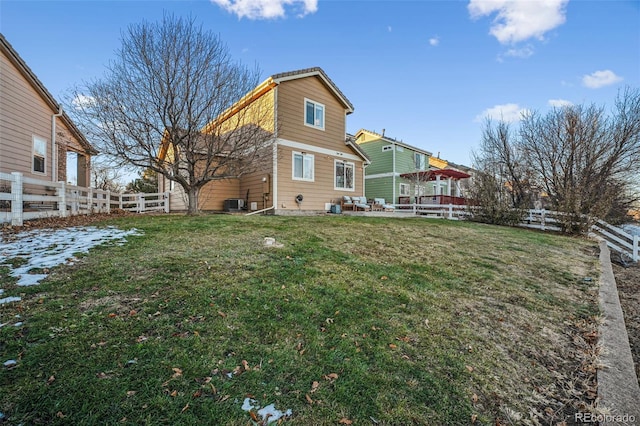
left=224, top=198, right=245, bottom=211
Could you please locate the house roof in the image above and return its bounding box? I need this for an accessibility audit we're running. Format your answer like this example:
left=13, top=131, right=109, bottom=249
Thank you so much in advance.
left=400, top=169, right=471, bottom=180
left=354, top=129, right=433, bottom=157
left=0, top=33, right=98, bottom=155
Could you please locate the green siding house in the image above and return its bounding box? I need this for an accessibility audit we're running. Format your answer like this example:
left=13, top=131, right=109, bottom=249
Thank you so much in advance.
left=354, top=129, right=469, bottom=206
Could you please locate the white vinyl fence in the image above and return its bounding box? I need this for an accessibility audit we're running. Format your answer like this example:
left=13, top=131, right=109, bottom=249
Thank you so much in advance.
left=0, top=172, right=169, bottom=226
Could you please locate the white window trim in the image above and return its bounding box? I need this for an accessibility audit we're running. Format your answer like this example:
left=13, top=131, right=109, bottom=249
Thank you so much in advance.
left=382, top=145, right=393, bottom=152
left=334, top=160, right=355, bottom=191
left=32, top=135, right=47, bottom=175
left=292, top=151, right=314, bottom=182
left=399, top=183, right=410, bottom=196
left=304, top=98, right=325, bottom=131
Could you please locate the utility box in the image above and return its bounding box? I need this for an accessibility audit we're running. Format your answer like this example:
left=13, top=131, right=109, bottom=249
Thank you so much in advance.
left=330, top=204, right=341, bottom=214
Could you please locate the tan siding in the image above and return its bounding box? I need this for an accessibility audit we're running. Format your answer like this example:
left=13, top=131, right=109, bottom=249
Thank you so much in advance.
left=239, top=147, right=273, bottom=211
left=198, top=178, right=240, bottom=211
left=0, top=50, right=53, bottom=178
left=275, top=145, right=364, bottom=212
left=277, top=77, right=347, bottom=152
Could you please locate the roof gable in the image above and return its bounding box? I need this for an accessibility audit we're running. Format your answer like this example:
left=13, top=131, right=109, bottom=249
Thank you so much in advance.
left=0, top=33, right=97, bottom=155
left=355, top=129, right=432, bottom=157
left=271, top=67, right=353, bottom=113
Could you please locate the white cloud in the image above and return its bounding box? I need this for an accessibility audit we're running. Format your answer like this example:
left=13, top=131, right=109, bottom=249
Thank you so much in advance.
left=582, top=70, right=623, bottom=89
left=548, top=98, right=573, bottom=107
left=468, top=0, right=569, bottom=44
left=211, top=0, right=318, bottom=19
left=474, top=103, right=530, bottom=123
left=429, top=36, right=440, bottom=46
left=503, top=44, right=534, bottom=58
left=72, top=94, right=96, bottom=110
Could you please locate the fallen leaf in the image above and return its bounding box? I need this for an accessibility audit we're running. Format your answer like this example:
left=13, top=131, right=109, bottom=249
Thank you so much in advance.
left=250, top=411, right=259, bottom=421
left=306, top=394, right=314, bottom=404
left=466, top=365, right=474, bottom=373
left=47, top=375, right=55, bottom=385
left=180, top=403, right=189, bottom=413
left=389, top=343, right=397, bottom=349
left=380, top=276, right=388, bottom=280
left=193, top=389, right=202, bottom=398
left=471, top=414, right=478, bottom=423
left=56, top=412, right=65, bottom=419
left=472, top=393, right=478, bottom=404
left=324, top=373, right=339, bottom=381
left=129, top=310, right=137, bottom=316
left=170, top=390, right=178, bottom=397
left=108, top=313, right=117, bottom=318
left=126, top=391, right=136, bottom=397
left=172, top=367, right=182, bottom=378
left=217, top=311, right=227, bottom=318
left=242, top=360, right=250, bottom=371
left=339, top=418, right=353, bottom=425
left=310, top=381, right=319, bottom=393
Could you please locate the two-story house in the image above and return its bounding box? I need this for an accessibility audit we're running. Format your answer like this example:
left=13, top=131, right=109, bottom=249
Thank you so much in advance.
left=354, top=129, right=470, bottom=205
left=158, top=67, right=370, bottom=214
left=0, top=33, right=97, bottom=188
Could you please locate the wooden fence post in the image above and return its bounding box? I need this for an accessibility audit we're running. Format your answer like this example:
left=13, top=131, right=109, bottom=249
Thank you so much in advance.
left=10, top=172, right=23, bottom=226
left=448, top=204, right=453, bottom=219
left=58, top=181, right=67, bottom=217
left=88, top=187, right=93, bottom=213
left=164, top=192, right=170, bottom=213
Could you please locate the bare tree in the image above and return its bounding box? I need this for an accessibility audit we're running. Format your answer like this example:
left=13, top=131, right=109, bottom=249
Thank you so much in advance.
left=472, top=87, right=640, bottom=232
left=468, top=119, right=535, bottom=225
left=91, top=161, right=125, bottom=193
left=68, top=14, right=273, bottom=214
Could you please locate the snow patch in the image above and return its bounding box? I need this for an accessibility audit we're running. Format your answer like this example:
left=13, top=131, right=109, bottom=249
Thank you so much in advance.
left=241, top=397, right=292, bottom=424
left=0, top=226, right=141, bottom=303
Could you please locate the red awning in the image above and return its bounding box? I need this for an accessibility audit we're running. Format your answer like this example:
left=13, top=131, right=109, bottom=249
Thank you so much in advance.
left=400, top=169, right=471, bottom=180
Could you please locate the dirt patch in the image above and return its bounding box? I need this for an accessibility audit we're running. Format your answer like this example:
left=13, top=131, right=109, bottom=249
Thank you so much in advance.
left=612, top=259, right=640, bottom=384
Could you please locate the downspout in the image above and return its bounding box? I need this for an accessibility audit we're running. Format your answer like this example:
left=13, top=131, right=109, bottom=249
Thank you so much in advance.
left=52, top=106, right=63, bottom=182
left=272, top=86, right=278, bottom=213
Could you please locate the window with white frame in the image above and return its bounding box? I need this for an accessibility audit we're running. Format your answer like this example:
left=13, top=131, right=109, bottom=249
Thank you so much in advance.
left=33, top=136, right=47, bottom=174
left=414, top=152, right=426, bottom=170
left=382, top=145, right=393, bottom=152
left=399, top=183, right=410, bottom=196
left=293, top=152, right=314, bottom=181
left=335, top=160, right=354, bottom=190
left=304, top=99, right=325, bottom=130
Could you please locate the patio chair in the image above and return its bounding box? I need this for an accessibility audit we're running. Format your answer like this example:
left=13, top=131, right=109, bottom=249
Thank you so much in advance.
left=373, top=198, right=395, bottom=212
left=341, top=195, right=355, bottom=211
left=352, top=196, right=371, bottom=211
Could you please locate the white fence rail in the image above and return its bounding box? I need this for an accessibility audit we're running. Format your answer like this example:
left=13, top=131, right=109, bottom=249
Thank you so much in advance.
left=589, top=219, right=639, bottom=262
left=393, top=203, right=469, bottom=220
left=0, top=172, right=169, bottom=226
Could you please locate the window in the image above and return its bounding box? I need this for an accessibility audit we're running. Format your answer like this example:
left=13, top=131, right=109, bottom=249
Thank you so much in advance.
left=33, top=136, right=46, bottom=174
left=335, top=160, right=354, bottom=190
left=414, top=152, right=426, bottom=170
left=304, top=99, right=325, bottom=130
left=399, top=183, right=410, bottom=196
left=293, top=152, right=314, bottom=181
left=415, top=185, right=425, bottom=196
left=382, top=145, right=393, bottom=152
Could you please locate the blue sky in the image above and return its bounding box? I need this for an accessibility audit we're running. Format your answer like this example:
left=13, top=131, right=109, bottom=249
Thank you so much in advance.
left=1, top=0, right=639, bottom=167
